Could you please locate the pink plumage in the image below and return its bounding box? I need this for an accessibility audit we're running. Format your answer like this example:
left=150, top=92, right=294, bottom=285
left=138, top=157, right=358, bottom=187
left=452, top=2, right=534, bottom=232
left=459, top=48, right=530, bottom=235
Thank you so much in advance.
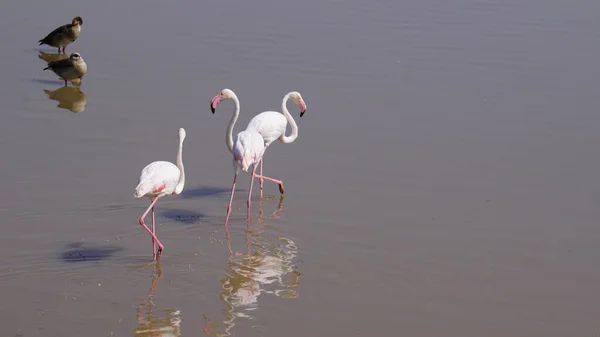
left=233, top=131, right=265, bottom=172
left=211, top=89, right=267, bottom=227
left=134, top=128, right=186, bottom=261
left=244, top=91, right=306, bottom=197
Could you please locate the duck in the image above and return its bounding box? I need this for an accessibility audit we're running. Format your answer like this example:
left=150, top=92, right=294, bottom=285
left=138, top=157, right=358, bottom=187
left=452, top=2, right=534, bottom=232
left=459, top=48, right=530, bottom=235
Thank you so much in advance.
left=38, top=16, right=83, bottom=54
left=43, top=52, right=87, bottom=86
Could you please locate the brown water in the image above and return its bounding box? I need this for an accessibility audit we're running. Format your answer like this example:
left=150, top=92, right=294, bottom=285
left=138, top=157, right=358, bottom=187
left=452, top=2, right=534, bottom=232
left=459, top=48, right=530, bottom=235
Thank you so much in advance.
left=1, top=0, right=600, bottom=335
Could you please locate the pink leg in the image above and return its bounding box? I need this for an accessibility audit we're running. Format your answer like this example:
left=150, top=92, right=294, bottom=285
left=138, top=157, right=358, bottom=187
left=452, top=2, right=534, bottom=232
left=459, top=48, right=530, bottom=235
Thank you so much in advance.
left=139, top=197, right=165, bottom=261
left=151, top=204, right=157, bottom=260
left=254, top=155, right=285, bottom=195
left=247, top=165, right=258, bottom=219
left=259, top=159, right=264, bottom=198
left=224, top=174, right=238, bottom=230
left=253, top=174, right=284, bottom=194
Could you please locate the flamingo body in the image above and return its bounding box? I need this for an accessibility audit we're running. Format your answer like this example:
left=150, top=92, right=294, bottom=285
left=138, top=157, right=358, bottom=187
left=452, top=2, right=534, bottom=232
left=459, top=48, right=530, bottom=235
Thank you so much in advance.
left=246, top=111, right=287, bottom=147
left=134, top=128, right=186, bottom=261
left=245, top=92, right=307, bottom=197
left=135, top=161, right=182, bottom=199
left=211, top=88, right=269, bottom=226
left=233, top=131, right=265, bottom=173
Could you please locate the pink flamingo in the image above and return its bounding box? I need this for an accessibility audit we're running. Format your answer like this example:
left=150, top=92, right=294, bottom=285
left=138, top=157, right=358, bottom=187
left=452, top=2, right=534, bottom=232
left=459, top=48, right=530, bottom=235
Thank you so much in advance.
left=134, top=128, right=186, bottom=261
left=245, top=92, right=307, bottom=197
left=211, top=89, right=266, bottom=227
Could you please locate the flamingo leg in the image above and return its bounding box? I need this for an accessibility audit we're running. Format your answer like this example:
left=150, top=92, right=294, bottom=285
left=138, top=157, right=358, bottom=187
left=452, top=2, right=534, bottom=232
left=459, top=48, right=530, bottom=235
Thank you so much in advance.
left=151, top=203, right=157, bottom=260
left=224, top=173, right=238, bottom=230
left=139, top=197, right=165, bottom=261
left=248, top=164, right=258, bottom=219
left=259, top=159, right=264, bottom=198
left=253, top=156, right=285, bottom=195
left=253, top=174, right=284, bottom=194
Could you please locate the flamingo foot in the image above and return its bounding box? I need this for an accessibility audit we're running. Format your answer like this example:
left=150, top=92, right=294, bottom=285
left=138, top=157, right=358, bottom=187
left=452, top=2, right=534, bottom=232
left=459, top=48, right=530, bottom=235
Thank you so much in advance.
left=253, top=174, right=284, bottom=195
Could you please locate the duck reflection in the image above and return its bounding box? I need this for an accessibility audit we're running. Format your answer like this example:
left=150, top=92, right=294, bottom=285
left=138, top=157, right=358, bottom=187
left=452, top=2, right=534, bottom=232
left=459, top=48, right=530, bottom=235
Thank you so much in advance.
left=38, top=51, right=69, bottom=63
left=133, top=263, right=181, bottom=337
left=203, top=197, right=301, bottom=336
left=43, top=85, right=87, bottom=112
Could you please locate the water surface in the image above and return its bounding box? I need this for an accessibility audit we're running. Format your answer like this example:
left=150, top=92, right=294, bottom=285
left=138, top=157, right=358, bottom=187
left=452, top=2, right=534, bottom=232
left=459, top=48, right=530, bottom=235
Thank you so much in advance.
left=1, top=0, right=600, bottom=336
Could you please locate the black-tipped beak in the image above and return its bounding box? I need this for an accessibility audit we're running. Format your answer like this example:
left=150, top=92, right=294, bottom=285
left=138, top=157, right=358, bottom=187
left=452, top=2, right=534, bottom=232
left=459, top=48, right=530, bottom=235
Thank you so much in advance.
left=211, top=105, right=216, bottom=114
left=300, top=110, right=306, bottom=117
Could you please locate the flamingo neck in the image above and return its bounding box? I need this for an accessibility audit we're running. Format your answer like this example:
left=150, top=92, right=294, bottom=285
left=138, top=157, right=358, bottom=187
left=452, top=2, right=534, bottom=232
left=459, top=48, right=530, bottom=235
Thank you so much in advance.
left=174, top=135, right=185, bottom=194
left=279, top=92, right=299, bottom=144
left=226, top=93, right=240, bottom=154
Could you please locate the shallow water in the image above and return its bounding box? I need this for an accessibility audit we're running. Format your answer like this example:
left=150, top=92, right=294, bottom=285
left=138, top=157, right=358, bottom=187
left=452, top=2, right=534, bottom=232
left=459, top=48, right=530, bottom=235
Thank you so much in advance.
left=1, top=0, right=600, bottom=335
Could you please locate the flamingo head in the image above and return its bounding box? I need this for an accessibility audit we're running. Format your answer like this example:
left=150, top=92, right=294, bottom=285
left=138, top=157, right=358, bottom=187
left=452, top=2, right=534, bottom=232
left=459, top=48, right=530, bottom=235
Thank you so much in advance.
left=178, top=127, right=186, bottom=141
left=289, top=92, right=307, bottom=117
left=211, top=88, right=235, bottom=114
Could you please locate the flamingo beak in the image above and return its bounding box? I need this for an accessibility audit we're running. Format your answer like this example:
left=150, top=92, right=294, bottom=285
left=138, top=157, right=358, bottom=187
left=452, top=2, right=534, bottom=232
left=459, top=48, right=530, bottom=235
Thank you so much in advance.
left=210, top=94, right=222, bottom=114
left=299, top=102, right=307, bottom=117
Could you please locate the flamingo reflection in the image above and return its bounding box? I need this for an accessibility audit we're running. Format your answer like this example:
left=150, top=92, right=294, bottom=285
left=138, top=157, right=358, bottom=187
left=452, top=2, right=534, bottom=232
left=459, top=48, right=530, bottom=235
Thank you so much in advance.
left=133, top=263, right=181, bottom=337
left=203, top=197, right=301, bottom=336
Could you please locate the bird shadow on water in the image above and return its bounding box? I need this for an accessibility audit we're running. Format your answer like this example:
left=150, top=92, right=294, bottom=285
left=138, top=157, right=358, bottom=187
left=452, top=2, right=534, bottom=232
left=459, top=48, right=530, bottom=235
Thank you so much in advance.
left=180, top=185, right=244, bottom=200
left=160, top=209, right=207, bottom=224
left=31, top=78, right=65, bottom=85
left=60, top=242, right=123, bottom=263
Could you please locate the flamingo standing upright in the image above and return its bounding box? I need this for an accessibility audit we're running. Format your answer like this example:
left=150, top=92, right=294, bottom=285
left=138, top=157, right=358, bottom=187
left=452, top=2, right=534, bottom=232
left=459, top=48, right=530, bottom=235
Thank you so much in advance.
left=211, top=89, right=266, bottom=227
left=134, top=128, right=186, bottom=261
left=245, top=92, right=307, bottom=197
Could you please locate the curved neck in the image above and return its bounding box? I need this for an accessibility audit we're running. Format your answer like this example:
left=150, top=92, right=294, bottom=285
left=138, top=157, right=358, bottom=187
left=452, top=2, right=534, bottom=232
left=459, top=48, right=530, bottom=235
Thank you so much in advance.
left=174, top=135, right=185, bottom=194
left=279, top=93, right=299, bottom=143
left=226, top=94, right=240, bottom=154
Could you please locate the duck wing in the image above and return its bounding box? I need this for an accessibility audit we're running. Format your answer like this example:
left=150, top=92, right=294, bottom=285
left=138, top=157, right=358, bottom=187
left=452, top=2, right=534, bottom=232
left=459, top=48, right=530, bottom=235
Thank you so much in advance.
left=38, top=24, right=72, bottom=45
left=43, top=57, right=73, bottom=71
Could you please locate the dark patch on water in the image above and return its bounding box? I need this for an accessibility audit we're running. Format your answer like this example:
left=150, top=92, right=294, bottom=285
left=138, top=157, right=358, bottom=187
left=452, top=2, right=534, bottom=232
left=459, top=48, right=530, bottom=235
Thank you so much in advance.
left=60, top=242, right=123, bottom=262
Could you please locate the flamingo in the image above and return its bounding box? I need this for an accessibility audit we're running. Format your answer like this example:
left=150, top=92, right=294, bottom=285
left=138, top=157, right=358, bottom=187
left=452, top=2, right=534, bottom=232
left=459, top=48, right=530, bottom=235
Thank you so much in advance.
left=245, top=91, right=307, bottom=197
left=134, top=128, right=186, bottom=261
left=211, top=89, right=266, bottom=227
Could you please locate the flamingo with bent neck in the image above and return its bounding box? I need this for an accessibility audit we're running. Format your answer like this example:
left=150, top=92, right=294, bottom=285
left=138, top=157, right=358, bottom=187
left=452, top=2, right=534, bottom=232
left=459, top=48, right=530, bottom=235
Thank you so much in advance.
left=134, top=128, right=186, bottom=261
left=245, top=91, right=307, bottom=197
left=211, top=89, right=266, bottom=227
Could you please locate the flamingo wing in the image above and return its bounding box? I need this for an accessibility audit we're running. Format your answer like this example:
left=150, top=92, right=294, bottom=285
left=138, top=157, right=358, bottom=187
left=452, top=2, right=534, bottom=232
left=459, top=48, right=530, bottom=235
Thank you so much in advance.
left=246, top=111, right=287, bottom=147
left=135, top=161, right=181, bottom=197
left=233, top=131, right=265, bottom=172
